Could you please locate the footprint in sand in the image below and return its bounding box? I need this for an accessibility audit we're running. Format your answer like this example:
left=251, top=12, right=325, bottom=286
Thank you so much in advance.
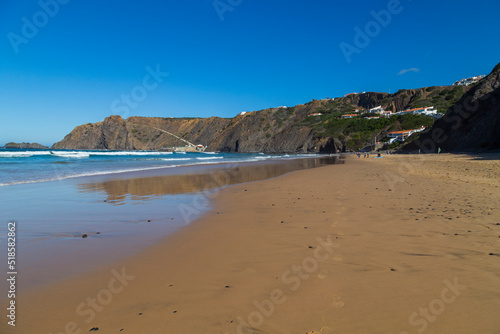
left=332, top=295, right=345, bottom=308
left=306, top=329, right=333, bottom=334
left=317, top=270, right=329, bottom=279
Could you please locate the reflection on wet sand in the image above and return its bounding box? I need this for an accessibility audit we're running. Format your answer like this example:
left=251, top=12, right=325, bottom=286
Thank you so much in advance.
left=78, top=157, right=342, bottom=205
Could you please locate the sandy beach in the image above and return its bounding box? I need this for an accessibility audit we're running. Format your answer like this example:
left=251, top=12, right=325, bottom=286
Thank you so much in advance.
left=4, top=154, right=500, bottom=334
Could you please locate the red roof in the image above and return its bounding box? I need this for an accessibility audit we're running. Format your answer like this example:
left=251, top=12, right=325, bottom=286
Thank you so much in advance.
left=387, top=130, right=413, bottom=135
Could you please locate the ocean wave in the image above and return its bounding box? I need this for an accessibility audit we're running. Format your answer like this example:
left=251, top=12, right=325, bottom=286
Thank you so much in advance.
left=195, top=157, right=224, bottom=160
left=0, top=150, right=175, bottom=158
left=51, top=152, right=90, bottom=158
left=0, top=165, right=178, bottom=187
left=0, top=151, right=51, bottom=158
left=89, top=151, right=174, bottom=156
left=161, top=158, right=192, bottom=161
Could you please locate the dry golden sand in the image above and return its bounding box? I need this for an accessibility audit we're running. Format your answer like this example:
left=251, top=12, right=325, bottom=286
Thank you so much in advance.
left=4, top=154, right=500, bottom=334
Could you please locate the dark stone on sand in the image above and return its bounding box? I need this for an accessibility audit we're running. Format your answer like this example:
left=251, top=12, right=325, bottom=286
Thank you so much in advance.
left=281, top=221, right=284, bottom=224
left=173, top=310, right=177, bottom=313
left=82, top=234, right=88, bottom=238
left=147, top=220, right=151, bottom=222
left=390, top=268, right=396, bottom=271
left=304, top=227, right=308, bottom=229
left=308, top=246, right=313, bottom=249
left=489, top=253, right=495, bottom=256
left=139, top=313, right=142, bottom=315
left=96, top=232, right=100, bottom=234
left=89, top=328, right=99, bottom=332
left=225, top=285, right=230, bottom=288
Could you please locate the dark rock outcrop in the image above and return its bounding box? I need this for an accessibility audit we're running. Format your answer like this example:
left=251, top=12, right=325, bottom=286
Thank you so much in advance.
left=406, top=62, right=500, bottom=152
left=4, top=142, right=48, bottom=149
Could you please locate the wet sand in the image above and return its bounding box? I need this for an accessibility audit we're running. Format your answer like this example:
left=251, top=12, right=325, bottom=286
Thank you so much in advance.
left=3, top=154, right=500, bottom=333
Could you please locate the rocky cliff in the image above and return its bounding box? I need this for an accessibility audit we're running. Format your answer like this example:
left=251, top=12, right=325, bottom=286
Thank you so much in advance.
left=52, top=105, right=336, bottom=153
left=52, top=85, right=470, bottom=153
left=405, top=62, right=500, bottom=152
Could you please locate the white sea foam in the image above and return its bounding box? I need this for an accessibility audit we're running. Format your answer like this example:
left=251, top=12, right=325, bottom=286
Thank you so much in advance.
left=0, top=150, right=175, bottom=158
left=0, top=151, right=51, bottom=158
left=51, top=152, right=90, bottom=158
left=161, top=158, right=192, bottom=161
left=195, top=157, right=224, bottom=160
left=0, top=165, right=178, bottom=187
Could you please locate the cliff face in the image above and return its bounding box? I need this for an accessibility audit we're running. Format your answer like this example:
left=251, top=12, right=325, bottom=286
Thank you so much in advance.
left=52, top=104, right=335, bottom=153
left=4, top=142, right=48, bottom=149
left=406, top=62, right=500, bottom=152
left=52, top=85, right=471, bottom=153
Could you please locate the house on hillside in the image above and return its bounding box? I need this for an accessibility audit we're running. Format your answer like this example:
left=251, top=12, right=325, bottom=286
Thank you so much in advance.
left=453, top=75, right=485, bottom=86
left=393, top=106, right=438, bottom=117
left=340, top=114, right=357, bottom=119
left=386, top=126, right=426, bottom=142
left=369, top=106, right=385, bottom=114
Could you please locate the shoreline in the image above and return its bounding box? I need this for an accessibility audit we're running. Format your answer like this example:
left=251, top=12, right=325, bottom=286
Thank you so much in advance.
left=3, top=154, right=500, bottom=333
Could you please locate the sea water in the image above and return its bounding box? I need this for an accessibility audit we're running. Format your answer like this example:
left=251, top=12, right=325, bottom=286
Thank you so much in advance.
left=0, top=149, right=309, bottom=186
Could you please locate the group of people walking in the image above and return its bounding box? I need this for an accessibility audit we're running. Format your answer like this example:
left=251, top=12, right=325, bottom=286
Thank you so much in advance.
left=356, top=152, right=370, bottom=158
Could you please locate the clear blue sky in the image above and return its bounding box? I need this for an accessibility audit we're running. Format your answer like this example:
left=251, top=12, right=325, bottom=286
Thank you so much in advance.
left=1, top=0, right=499, bottom=146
